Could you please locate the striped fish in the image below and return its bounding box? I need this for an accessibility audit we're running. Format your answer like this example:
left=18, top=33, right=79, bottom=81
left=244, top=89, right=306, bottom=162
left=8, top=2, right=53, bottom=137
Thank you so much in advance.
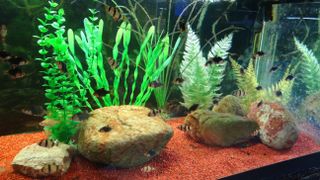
left=105, top=5, right=124, bottom=22
left=148, top=109, right=161, bottom=117
left=232, top=89, right=246, bottom=97
left=177, top=124, right=192, bottom=132
left=38, top=139, right=59, bottom=148
left=41, top=163, right=62, bottom=174
left=141, top=165, right=156, bottom=173
left=107, top=57, right=119, bottom=70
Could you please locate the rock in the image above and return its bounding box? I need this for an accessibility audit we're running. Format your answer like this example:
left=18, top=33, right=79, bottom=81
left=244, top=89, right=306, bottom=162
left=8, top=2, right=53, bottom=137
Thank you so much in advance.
left=213, top=95, right=247, bottom=116
left=300, top=92, right=320, bottom=126
left=12, top=142, right=74, bottom=178
left=247, top=101, right=298, bottom=150
left=184, top=110, right=259, bottom=147
left=77, top=105, right=173, bottom=168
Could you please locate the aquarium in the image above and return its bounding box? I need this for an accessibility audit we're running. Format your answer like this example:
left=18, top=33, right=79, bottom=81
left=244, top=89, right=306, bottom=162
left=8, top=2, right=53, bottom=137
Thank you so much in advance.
left=1, top=0, right=320, bottom=179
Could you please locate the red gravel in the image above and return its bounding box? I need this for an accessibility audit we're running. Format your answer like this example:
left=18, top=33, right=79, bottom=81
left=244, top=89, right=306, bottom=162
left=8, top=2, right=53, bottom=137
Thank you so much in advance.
left=1, top=118, right=320, bottom=180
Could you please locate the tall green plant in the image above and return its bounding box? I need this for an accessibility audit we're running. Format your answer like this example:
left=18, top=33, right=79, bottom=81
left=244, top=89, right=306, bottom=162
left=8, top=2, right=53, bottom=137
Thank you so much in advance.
left=35, top=0, right=84, bottom=143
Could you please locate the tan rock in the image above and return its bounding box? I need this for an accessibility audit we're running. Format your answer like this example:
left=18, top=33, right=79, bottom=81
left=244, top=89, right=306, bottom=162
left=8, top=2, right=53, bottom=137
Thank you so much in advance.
left=77, top=105, right=173, bottom=168
left=12, top=142, right=74, bottom=178
left=213, top=95, right=247, bottom=116
left=185, top=110, right=259, bottom=147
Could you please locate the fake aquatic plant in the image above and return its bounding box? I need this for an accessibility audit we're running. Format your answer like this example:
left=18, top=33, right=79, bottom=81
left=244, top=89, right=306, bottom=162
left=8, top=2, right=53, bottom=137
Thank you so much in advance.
left=67, top=12, right=181, bottom=107
left=180, top=25, right=232, bottom=109
left=35, top=0, right=85, bottom=143
left=231, top=58, right=294, bottom=110
left=294, top=37, right=320, bottom=96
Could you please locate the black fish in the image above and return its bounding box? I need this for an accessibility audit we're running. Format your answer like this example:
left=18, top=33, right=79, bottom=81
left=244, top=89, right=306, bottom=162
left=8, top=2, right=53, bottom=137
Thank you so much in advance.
left=205, top=56, right=224, bottom=66
left=257, top=100, right=263, bottom=108
left=149, top=80, right=163, bottom=88
left=177, top=124, right=192, bottom=132
left=7, top=56, right=29, bottom=68
left=38, top=139, right=59, bottom=148
left=188, top=104, right=199, bottom=112
left=19, top=105, right=46, bottom=117
left=105, top=5, right=124, bottom=22
left=99, top=125, right=112, bottom=132
left=56, top=61, right=67, bottom=73
left=269, top=65, right=279, bottom=72
left=41, top=164, right=62, bottom=175
left=240, top=67, right=245, bottom=75
left=7, top=67, right=25, bottom=79
left=256, top=86, right=263, bottom=91
left=172, top=77, right=184, bottom=85
left=148, top=109, right=161, bottom=117
left=252, top=51, right=265, bottom=59
left=232, top=89, right=246, bottom=97
left=229, top=53, right=240, bottom=60
left=285, top=74, right=294, bottom=81
left=178, top=20, right=187, bottom=32
left=213, top=99, right=219, bottom=105
left=107, top=57, right=119, bottom=70
left=0, top=51, right=12, bottom=60
left=275, top=90, right=282, bottom=97
left=72, top=111, right=90, bottom=121
left=93, top=88, right=111, bottom=97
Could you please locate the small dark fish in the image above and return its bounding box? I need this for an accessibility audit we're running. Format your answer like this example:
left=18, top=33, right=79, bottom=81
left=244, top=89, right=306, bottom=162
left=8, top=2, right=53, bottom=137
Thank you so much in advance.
left=148, top=109, right=161, bottom=117
left=107, top=57, right=119, bottom=70
left=99, top=125, right=112, bottom=132
left=0, top=51, right=11, bottom=60
left=269, top=65, right=279, bottom=72
left=20, top=105, right=46, bottom=117
left=240, top=67, right=245, bottom=75
left=178, top=20, right=187, bottom=32
left=285, top=74, right=294, bottom=81
left=257, top=100, right=263, bottom=108
left=213, top=99, right=219, bottom=105
left=275, top=90, right=282, bottom=97
left=252, top=51, right=265, bottom=59
left=41, top=164, right=62, bottom=174
left=256, top=86, right=263, bottom=91
left=232, top=89, right=246, bottom=97
left=177, top=124, right=192, bottom=132
left=7, top=67, right=25, bottom=79
left=93, top=88, right=111, bottom=97
left=205, top=56, right=224, bottom=66
left=56, top=61, right=67, bottom=73
left=229, top=53, right=240, bottom=60
left=38, top=139, right=59, bottom=148
left=72, top=111, right=90, bottom=121
left=149, top=80, right=163, bottom=88
left=105, top=5, right=124, bottom=22
left=7, top=56, right=29, bottom=68
left=188, top=104, right=199, bottom=112
left=172, top=77, right=184, bottom=85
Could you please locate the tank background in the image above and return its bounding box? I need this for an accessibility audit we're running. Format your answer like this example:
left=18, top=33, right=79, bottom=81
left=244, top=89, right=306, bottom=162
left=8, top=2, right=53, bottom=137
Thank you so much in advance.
left=0, top=0, right=261, bottom=135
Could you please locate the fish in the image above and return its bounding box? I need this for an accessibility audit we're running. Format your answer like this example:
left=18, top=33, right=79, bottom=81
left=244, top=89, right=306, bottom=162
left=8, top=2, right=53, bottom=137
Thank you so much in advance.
left=188, top=104, right=199, bottom=112
left=93, top=88, right=111, bottom=97
left=240, top=67, right=245, bottom=75
left=275, top=90, right=282, bottom=97
left=178, top=20, right=187, bottom=32
left=256, top=86, right=263, bottom=91
left=144, top=149, right=157, bottom=158
left=172, top=77, right=184, bottom=85
left=39, top=119, right=59, bottom=127
left=232, top=89, right=246, bottom=97
left=177, top=124, right=192, bottom=132
left=141, top=165, right=156, bottom=173
left=148, top=109, right=161, bottom=117
left=149, top=80, right=163, bottom=88
left=19, top=105, right=46, bottom=117
left=165, top=100, right=188, bottom=117
left=107, top=57, right=119, bottom=70
left=252, top=51, right=265, bottom=59
left=269, top=65, right=279, bottom=72
left=205, top=56, right=224, bottom=66
left=6, top=67, right=25, bottom=79
left=56, top=61, right=67, bottom=73
left=228, top=53, right=240, bottom=60
left=285, top=74, right=294, bottom=81
left=99, top=125, right=112, bottom=133
left=38, top=139, right=59, bottom=148
left=0, top=51, right=12, bottom=60
left=72, top=111, right=90, bottom=121
left=213, top=99, right=220, bottom=105
left=105, top=5, right=124, bottom=22
left=6, top=56, right=29, bottom=68
left=257, top=100, right=263, bottom=108
left=41, top=163, right=62, bottom=175
left=0, top=25, right=7, bottom=44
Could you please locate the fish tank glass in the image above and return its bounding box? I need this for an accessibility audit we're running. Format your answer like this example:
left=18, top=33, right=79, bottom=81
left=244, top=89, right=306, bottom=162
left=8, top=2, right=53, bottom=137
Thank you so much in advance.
left=1, top=0, right=320, bottom=179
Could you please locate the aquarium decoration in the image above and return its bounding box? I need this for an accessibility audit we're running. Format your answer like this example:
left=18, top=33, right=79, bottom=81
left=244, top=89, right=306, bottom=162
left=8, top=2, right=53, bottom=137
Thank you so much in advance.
left=35, top=0, right=85, bottom=143
left=294, top=37, right=320, bottom=96
left=180, top=25, right=232, bottom=110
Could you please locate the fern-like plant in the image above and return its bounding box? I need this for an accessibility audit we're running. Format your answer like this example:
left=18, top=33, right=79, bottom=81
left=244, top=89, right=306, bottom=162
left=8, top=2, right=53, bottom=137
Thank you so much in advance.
left=180, top=25, right=232, bottom=109
left=294, top=37, right=320, bottom=96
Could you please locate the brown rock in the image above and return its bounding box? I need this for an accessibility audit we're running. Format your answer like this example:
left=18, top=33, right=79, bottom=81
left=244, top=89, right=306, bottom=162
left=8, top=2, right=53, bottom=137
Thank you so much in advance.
left=185, top=110, right=259, bottom=147
left=77, top=105, right=173, bottom=168
left=12, top=142, right=74, bottom=178
left=213, top=95, right=247, bottom=116
left=248, top=101, right=298, bottom=150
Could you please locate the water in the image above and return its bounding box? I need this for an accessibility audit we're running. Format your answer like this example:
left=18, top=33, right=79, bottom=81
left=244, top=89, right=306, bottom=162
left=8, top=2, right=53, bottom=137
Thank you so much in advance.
left=1, top=0, right=320, bottom=178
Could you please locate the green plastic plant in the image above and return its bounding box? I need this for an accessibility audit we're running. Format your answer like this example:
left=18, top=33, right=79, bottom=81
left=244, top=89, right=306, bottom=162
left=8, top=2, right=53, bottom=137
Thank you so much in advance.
left=180, top=25, right=232, bottom=110
left=35, top=0, right=85, bottom=143
left=294, top=37, right=320, bottom=96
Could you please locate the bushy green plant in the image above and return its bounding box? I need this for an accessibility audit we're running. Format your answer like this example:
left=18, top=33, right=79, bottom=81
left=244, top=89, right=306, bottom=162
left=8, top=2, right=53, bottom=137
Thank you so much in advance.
left=180, top=25, right=232, bottom=109
left=35, top=0, right=85, bottom=143
left=294, top=37, right=320, bottom=96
